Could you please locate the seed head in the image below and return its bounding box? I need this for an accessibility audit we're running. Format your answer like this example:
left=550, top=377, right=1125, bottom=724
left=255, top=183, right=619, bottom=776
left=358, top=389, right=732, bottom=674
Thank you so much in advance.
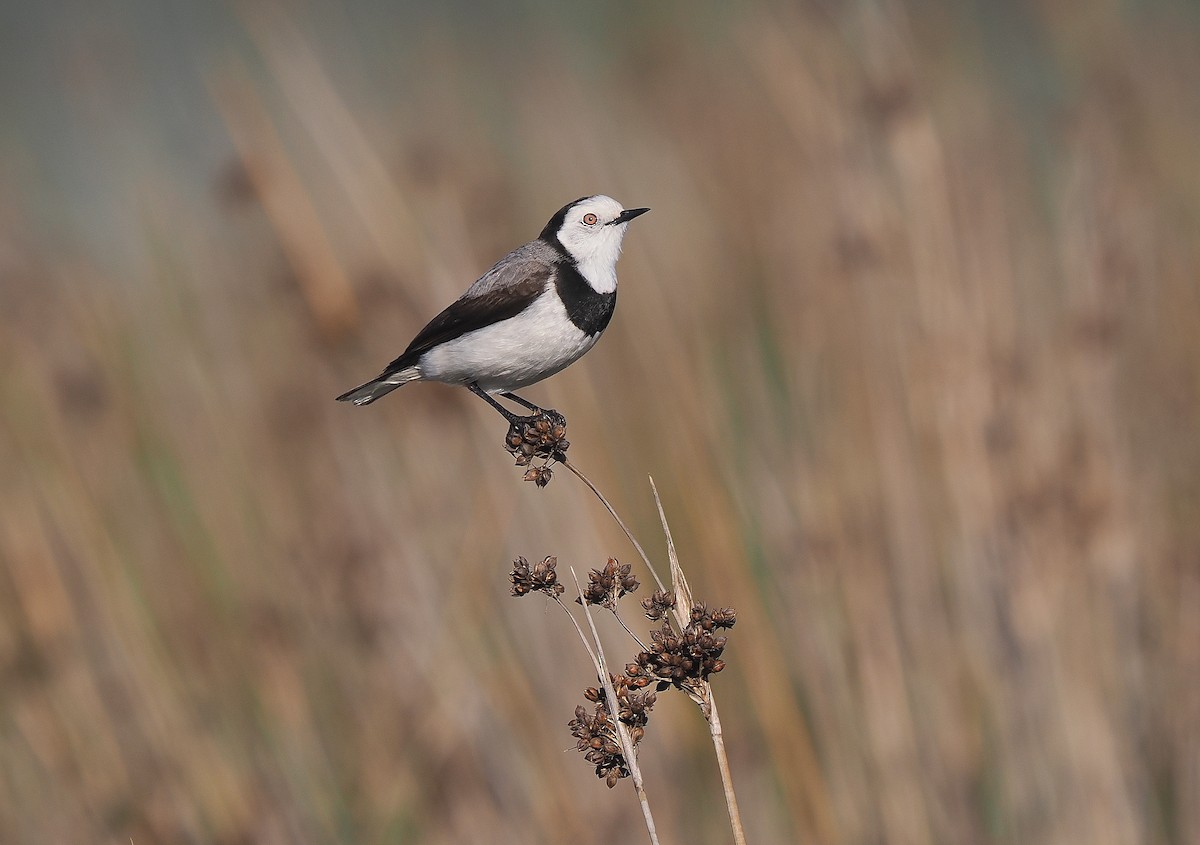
left=711, top=606, right=737, bottom=629
left=509, top=555, right=565, bottom=598
left=523, top=465, right=553, bottom=487
left=641, top=589, right=677, bottom=621
left=576, top=558, right=640, bottom=609
left=626, top=602, right=738, bottom=691
left=568, top=674, right=657, bottom=787
left=504, top=410, right=570, bottom=469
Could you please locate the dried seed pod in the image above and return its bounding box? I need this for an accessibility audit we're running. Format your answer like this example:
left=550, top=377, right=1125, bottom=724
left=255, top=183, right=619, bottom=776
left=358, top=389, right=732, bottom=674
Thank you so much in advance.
left=626, top=601, right=739, bottom=690
left=523, top=465, right=553, bottom=487
left=509, top=555, right=564, bottom=597
left=502, top=409, right=571, bottom=472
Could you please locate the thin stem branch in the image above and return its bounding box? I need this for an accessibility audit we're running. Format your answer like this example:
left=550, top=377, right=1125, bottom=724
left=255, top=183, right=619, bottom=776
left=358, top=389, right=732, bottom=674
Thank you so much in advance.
left=560, top=458, right=667, bottom=592
left=569, top=568, right=661, bottom=845
left=552, top=596, right=601, bottom=668
left=610, top=608, right=649, bottom=652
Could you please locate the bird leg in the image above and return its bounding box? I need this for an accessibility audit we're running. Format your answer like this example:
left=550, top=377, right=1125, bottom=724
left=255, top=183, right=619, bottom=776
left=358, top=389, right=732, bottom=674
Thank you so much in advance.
left=468, top=384, right=569, bottom=475
left=500, top=392, right=543, bottom=414
left=469, top=383, right=524, bottom=424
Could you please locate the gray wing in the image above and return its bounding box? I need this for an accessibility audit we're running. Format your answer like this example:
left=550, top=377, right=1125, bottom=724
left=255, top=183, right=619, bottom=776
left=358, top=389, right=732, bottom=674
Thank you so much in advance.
left=461, top=240, right=560, bottom=297
left=380, top=244, right=556, bottom=375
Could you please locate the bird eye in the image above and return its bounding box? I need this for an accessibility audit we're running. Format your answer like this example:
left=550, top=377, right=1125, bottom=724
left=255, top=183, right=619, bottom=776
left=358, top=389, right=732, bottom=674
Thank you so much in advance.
left=582, top=213, right=598, bottom=225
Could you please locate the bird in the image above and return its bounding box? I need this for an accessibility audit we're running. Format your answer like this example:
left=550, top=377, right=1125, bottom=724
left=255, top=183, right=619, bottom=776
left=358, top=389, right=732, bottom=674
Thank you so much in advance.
left=336, top=195, right=649, bottom=422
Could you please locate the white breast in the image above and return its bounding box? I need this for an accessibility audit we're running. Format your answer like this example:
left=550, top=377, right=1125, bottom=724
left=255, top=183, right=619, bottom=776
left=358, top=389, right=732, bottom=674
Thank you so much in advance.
left=416, top=290, right=602, bottom=393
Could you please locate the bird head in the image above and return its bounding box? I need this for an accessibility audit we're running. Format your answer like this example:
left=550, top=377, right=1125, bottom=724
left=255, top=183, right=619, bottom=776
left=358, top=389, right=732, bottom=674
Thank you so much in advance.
left=542, top=195, right=649, bottom=292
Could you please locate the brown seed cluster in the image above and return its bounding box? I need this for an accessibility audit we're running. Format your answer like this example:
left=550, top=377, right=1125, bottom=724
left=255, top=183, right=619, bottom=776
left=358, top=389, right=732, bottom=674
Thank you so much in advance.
left=576, top=558, right=640, bottom=609
left=707, top=605, right=737, bottom=629
left=509, top=555, right=565, bottom=597
left=570, top=675, right=657, bottom=788
left=568, top=703, right=627, bottom=788
left=625, top=603, right=737, bottom=691
left=587, top=675, right=657, bottom=741
left=505, top=410, right=569, bottom=468
left=641, top=589, right=677, bottom=621
left=522, top=465, right=553, bottom=487
left=507, top=549, right=739, bottom=790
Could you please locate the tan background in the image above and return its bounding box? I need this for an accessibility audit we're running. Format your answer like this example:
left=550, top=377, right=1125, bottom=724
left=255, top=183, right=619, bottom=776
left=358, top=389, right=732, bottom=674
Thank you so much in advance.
left=2, top=1, right=1198, bottom=843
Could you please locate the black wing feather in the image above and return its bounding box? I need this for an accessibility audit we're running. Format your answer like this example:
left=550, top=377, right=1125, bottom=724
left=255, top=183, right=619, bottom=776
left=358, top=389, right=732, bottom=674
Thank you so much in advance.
left=382, top=266, right=551, bottom=375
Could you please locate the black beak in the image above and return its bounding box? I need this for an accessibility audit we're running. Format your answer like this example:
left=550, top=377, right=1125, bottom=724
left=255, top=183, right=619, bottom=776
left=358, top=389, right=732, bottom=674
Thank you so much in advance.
left=608, top=207, right=650, bottom=225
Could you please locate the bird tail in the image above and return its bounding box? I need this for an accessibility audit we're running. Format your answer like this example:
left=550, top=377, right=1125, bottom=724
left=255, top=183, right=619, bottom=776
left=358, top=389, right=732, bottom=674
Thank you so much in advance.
left=335, top=367, right=421, bottom=406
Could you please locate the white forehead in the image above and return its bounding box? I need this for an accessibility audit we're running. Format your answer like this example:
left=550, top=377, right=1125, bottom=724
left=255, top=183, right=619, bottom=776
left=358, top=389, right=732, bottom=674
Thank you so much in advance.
left=568, top=195, right=624, bottom=220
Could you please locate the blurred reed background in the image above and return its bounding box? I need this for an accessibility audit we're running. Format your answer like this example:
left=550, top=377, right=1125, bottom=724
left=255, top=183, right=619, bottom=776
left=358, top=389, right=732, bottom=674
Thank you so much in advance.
left=2, top=0, right=1198, bottom=842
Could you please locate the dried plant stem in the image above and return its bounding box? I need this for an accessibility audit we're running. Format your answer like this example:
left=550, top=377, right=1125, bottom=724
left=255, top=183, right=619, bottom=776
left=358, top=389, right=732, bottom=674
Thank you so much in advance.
left=569, top=568, right=662, bottom=845
left=703, top=686, right=746, bottom=845
left=648, top=478, right=693, bottom=621
left=559, top=459, right=746, bottom=843
left=611, top=609, right=649, bottom=652
left=551, top=595, right=603, bottom=671
left=560, top=458, right=667, bottom=592
left=650, top=478, right=747, bottom=845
